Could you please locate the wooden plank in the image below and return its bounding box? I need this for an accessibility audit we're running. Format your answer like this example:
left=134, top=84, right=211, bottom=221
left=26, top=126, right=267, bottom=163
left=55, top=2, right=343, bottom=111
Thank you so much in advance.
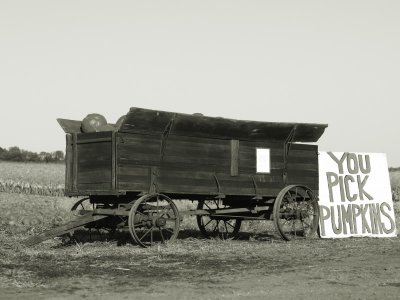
left=286, top=163, right=318, bottom=172
left=57, top=118, right=82, bottom=134
left=24, top=214, right=109, bottom=246
left=230, top=140, right=239, bottom=176
left=78, top=170, right=112, bottom=183
left=118, top=159, right=227, bottom=172
left=78, top=143, right=111, bottom=157
left=118, top=166, right=150, bottom=176
left=118, top=181, right=150, bottom=191
left=157, top=177, right=216, bottom=188
left=77, top=182, right=112, bottom=190
left=77, top=131, right=112, bottom=140
left=286, top=169, right=318, bottom=178
left=157, top=183, right=217, bottom=195
left=119, top=132, right=229, bottom=147
left=65, top=134, right=72, bottom=192
left=220, top=179, right=284, bottom=189
left=286, top=176, right=318, bottom=184
left=118, top=143, right=230, bottom=162
left=288, top=143, right=318, bottom=151
left=76, top=137, right=112, bottom=144
left=240, top=141, right=284, bottom=151
left=239, top=165, right=285, bottom=174
left=118, top=174, right=149, bottom=182
left=112, top=132, right=117, bottom=190
left=120, top=107, right=328, bottom=142
left=287, top=156, right=318, bottom=164
left=287, top=149, right=318, bottom=158
left=73, top=133, right=78, bottom=191
left=78, top=161, right=112, bottom=173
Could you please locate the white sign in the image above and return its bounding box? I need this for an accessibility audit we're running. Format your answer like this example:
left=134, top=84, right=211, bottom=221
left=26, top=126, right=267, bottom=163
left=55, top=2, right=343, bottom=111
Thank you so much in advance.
left=318, top=151, right=397, bottom=238
left=256, top=148, right=270, bottom=173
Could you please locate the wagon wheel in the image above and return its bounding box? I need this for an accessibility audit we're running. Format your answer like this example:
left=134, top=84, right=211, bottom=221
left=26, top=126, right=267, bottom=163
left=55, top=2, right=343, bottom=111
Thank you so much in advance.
left=128, top=194, right=180, bottom=248
left=71, top=197, right=93, bottom=217
left=196, top=200, right=242, bottom=240
left=69, top=197, right=102, bottom=239
left=273, top=185, right=319, bottom=241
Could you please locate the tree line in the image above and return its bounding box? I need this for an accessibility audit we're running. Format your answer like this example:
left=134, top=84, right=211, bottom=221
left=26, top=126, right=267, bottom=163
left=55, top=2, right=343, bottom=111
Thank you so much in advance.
left=0, top=146, right=64, bottom=163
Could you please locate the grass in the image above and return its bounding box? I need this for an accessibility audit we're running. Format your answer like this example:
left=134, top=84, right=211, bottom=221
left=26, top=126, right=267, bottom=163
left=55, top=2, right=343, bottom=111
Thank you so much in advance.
left=0, top=230, right=399, bottom=299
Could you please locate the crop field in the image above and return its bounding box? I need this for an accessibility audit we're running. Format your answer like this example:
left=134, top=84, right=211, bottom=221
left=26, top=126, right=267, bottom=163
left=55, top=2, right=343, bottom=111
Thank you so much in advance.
left=0, top=162, right=65, bottom=196
left=0, top=162, right=399, bottom=299
left=0, top=162, right=64, bottom=186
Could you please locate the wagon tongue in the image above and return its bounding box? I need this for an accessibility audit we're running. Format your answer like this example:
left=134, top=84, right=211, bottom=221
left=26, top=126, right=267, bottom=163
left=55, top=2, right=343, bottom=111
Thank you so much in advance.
left=23, top=213, right=109, bottom=247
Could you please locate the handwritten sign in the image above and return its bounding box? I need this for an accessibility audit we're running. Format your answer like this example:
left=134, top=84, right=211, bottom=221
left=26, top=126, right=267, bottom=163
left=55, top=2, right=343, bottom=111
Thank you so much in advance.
left=318, top=152, right=397, bottom=238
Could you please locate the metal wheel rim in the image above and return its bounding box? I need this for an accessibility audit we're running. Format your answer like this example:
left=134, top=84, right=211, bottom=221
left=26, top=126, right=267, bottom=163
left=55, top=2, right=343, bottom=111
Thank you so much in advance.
left=273, top=185, right=320, bottom=241
left=196, top=200, right=242, bottom=240
left=128, top=194, right=180, bottom=248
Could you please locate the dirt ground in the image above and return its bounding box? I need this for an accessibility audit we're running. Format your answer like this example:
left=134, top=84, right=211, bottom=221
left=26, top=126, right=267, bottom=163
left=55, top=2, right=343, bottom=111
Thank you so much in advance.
left=0, top=230, right=399, bottom=300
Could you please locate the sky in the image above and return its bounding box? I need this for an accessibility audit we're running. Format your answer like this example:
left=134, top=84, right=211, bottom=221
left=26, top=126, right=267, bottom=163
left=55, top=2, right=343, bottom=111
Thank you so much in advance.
left=0, top=1, right=399, bottom=166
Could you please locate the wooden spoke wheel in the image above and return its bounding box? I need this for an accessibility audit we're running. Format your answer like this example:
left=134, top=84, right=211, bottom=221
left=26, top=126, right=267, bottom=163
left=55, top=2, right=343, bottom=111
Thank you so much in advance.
left=128, top=194, right=180, bottom=248
left=196, top=200, right=241, bottom=240
left=273, top=185, right=320, bottom=241
left=71, top=197, right=93, bottom=217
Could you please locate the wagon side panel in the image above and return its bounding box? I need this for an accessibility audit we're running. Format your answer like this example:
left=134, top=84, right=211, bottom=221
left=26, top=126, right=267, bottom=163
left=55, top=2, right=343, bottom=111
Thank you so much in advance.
left=286, top=143, right=319, bottom=193
left=117, top=133, right=287, bottom=198
left=68, top=131, right=115, bottom=194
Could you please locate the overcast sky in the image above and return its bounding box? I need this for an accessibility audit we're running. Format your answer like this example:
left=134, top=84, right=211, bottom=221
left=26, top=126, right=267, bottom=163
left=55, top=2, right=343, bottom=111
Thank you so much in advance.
left=1, top=1, right=399, bottom=166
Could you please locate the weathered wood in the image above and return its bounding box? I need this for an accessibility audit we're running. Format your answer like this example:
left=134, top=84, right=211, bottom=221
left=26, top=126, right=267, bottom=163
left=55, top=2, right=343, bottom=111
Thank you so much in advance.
left=24, top=214, right=109, bottom=246
left=112, top=131, right=117, bottom=190
left=77, top=182, right=112, bottom=190
left=63, top=111, right=323, bottom=200
left=77, top=131, right=112, bottom=140
left=73, top=133, right=78, bottom=191
left=230, top=140, right=239, bottom=176
left=76, top=137, right=112, bottom=144
left=77, top=170, right=112, bottom=184
left=57, top=118, right=82, bottom=134
left=65, top=134, right=73, bottom=193
left=120, top=107, right=328, bottom=142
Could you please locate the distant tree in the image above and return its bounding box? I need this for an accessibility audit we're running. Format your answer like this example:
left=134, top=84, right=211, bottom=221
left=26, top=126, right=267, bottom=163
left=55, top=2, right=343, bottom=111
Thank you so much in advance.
left=6, top=146, right=23, bottom=161
left=0, top=146, right=64, bottom=162
left=39, top=151, right=52, bottom=163
left=0, top=147, right=5, bottom=159
left=53, top=150, right=65, bottom=161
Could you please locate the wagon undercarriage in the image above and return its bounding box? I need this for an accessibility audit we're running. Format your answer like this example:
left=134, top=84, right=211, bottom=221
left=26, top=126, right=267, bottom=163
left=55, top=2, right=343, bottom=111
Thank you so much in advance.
left=24, top=185, right=320, bottom=247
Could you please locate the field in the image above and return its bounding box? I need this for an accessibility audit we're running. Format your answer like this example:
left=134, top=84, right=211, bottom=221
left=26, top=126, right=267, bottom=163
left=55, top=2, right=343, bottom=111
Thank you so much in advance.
left=0, top=162, right=400, bottom=299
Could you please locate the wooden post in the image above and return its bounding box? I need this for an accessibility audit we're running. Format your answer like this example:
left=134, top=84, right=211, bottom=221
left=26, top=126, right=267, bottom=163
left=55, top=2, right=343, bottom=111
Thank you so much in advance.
left=65, top=134, right=72, bottom=193
left=230, top=140, right=239, bottom=176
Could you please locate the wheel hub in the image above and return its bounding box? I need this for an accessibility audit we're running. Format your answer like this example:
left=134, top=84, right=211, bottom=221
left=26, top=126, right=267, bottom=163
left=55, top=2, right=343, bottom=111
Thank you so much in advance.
left=155, top=217, right=166, bottom=227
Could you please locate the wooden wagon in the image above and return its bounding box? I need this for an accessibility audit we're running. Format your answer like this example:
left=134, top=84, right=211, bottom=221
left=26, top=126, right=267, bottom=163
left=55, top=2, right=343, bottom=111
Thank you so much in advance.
left=26, top=107, right=327, bottom=247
